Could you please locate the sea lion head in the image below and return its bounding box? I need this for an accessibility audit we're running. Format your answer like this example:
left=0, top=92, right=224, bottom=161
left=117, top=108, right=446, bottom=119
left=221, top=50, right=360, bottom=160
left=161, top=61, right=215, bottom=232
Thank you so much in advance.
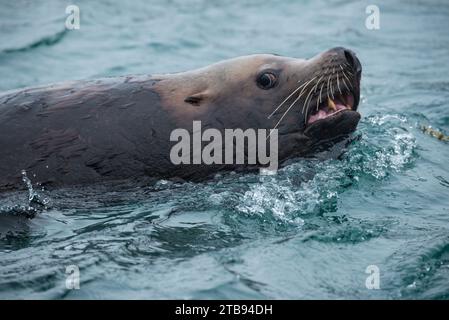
left=156, top=47, right=362, bottom=164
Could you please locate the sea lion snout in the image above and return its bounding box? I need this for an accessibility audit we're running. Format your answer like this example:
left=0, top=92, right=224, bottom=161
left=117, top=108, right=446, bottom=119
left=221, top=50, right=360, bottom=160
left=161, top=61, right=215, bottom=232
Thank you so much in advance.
left=325, top=47, right=362, bottom=76
left=272, top=47, right=362, bottom=154
left=297, top=47, right=362, bottom=125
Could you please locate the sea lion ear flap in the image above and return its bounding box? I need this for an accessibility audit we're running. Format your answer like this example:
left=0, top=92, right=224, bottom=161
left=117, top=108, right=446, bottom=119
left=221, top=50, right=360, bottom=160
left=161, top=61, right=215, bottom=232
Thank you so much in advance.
left=184, top=91, right=208, bottom=106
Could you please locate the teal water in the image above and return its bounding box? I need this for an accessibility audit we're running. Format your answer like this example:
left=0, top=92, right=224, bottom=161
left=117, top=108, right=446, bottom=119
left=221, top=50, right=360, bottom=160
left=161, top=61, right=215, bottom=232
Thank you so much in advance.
left=1, top=0, right=449, bottom=299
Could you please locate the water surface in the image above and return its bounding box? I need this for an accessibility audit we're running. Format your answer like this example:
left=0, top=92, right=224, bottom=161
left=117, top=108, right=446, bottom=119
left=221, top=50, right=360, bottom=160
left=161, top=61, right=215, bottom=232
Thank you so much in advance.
left=1, top=0, right=449, bottom=299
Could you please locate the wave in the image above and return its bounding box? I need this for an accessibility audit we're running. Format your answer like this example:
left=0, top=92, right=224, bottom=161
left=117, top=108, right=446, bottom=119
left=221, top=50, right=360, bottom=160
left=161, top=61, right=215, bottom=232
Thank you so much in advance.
left=1, top=29, right=68, bottom=55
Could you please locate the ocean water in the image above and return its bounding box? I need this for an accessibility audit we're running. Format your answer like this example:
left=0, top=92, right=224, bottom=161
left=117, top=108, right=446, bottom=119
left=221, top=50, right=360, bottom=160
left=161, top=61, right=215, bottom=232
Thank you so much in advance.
left=1, top=0, right=449, bottom=299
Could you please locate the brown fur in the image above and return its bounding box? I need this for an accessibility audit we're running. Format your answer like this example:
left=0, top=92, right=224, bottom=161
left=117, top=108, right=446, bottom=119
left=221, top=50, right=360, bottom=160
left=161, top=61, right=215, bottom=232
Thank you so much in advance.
left=0, top=49, right=361, bottom=190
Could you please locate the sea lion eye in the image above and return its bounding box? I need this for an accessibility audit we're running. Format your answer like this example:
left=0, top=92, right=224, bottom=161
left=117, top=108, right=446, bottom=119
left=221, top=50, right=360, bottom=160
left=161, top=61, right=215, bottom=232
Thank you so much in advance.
left=257, top=72, right=277, bottom=89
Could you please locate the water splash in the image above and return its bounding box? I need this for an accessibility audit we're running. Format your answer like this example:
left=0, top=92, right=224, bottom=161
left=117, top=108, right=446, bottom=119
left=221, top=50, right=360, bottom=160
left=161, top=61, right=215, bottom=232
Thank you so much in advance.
left=0, top=171, right=49, bottom=219
left=232, top=113, right=417, bottom=222
left=21, top=170, right=48, bottom=209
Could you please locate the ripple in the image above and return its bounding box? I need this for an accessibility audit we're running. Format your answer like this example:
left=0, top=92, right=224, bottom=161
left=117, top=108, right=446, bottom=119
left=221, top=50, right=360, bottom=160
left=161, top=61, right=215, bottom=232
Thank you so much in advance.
left=1, top=29, right=68, bottom=55
left=395, top=236, right=449, bottom=299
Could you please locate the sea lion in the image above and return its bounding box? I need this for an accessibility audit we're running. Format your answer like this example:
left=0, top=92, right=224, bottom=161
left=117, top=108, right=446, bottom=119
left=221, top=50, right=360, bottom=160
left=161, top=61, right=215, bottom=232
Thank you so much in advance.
left=0, top=47, right=362, bottom=191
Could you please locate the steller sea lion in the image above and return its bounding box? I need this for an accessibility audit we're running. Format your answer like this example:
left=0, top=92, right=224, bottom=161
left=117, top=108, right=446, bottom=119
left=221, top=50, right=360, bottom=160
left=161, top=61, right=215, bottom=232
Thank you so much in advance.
left=0, top=47, right=362, bottom=191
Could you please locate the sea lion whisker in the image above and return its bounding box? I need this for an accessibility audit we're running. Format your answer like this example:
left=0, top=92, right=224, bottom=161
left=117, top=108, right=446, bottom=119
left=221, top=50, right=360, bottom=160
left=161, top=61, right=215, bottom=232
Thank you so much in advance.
left=305, top=76, right=323, bottom=116
left=341, top=77, right=351, bottom=92
left=302, top=76, right=323, bottom=122
left=267, top=76, right=316, bottom=139
left=318, top=82, right=325, bottom=110
left=267, top=76, right=316, bottom=134
left=339, top=65, right=354, bottom=76
left=301, top=85, right=314, bottom=115
left=341, top=70, right=352, bottom=85
left=313, top=76, right=323, bottom=92
left=268, top=80, right=309, bottom=119
left=330, top=79, right=335, bottom=99
left=304, top=95, right=313, bottom=124
left=337, top=72, right=342, bottom=95
left=304, top=76, right=323, bottom=121
left=301, top=77, right=316, bottom=117
left=339, top=65, right=344, bottom=71
left=293, top=76, right=317, bottom=115
left=270, top=81, right=313, bottom=135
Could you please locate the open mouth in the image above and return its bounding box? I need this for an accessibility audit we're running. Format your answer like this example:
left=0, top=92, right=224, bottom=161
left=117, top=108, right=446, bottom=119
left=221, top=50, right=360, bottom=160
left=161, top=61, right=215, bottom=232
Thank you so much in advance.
left=268, top=53, right=362, bottom=137
left=302, top=84, right=361, bottom=141
left=307, top=92, right=355, bottom=125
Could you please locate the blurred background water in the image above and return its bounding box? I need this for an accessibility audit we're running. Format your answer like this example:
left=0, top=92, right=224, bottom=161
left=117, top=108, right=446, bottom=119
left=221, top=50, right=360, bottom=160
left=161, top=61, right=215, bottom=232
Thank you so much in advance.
left=0, top=0, right=449, bottom=299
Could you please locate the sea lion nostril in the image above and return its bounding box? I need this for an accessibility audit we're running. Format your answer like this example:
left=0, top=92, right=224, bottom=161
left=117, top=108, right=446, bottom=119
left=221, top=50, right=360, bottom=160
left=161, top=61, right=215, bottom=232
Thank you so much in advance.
left=343, top=49, right=362, bottom=74
left=327, top=47, right=361, bottom=74
left=344, top=50, right=354, bottom=67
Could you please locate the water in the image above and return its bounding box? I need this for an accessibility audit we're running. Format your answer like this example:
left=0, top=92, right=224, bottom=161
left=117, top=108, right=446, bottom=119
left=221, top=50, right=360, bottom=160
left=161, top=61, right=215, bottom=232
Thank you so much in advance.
left=1, top=0, right=449, bottom=299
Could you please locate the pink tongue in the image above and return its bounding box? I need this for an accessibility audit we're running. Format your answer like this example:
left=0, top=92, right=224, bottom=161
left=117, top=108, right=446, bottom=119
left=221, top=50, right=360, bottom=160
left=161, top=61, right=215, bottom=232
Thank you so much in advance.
left=307, top=102, right=347, bottom=124
left=308, top=110, right=328, bottom=124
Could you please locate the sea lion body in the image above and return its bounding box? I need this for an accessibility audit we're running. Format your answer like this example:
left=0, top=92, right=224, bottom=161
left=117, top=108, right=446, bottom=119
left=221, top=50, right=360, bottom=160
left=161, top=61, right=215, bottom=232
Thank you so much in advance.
left=0, top=48, right=362, bottom=191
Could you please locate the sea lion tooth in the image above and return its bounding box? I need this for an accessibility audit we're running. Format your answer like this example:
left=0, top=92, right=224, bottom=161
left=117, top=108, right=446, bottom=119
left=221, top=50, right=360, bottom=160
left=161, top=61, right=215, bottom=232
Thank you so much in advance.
left=328, top=97, right=336, bottom=111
